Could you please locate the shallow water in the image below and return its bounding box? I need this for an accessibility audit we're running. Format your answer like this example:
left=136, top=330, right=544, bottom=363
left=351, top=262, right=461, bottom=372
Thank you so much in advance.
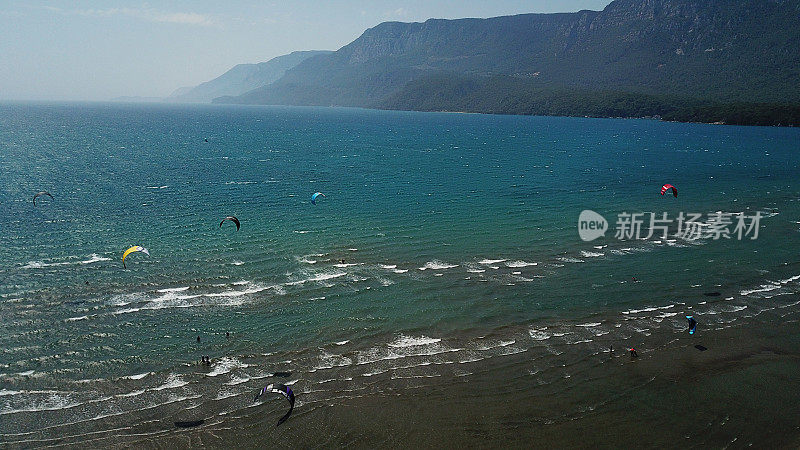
left=1, top=102, right=799, bottom=447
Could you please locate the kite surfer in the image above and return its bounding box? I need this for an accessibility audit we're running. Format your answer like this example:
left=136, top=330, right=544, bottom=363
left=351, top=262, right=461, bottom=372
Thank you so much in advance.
left=686, top=316, right=697, bottom=335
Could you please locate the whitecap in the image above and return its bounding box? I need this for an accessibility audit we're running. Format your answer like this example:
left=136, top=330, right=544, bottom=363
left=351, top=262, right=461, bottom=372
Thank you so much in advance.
left=622, top=304, right=675, bottom=315
left=479, top=258, right=507, bottom=265
left=780, top=274, right=800, bottom=284
left=225, top=375, right=251, bottom=386
left=418, top=261, right=458, bottom=271
left=740, top=284, right=780, bottom=296
left=528, top=328, right=552, bottom=341
left=80, top=254, right=112, bottom=264
left=557, top=257, right=585, bottom=263
left=505, top=260, right=538, bottom=268
left=389, top=335, right=441, bottom=348
left=65, top=315, right=88, bottom=322
left=156, top=286, right=190, bottom=293
left=206, top=357, right=249, bottom=377
left=123, top=372, right=151, bottom=380
left=284, top=272, right=347, bottom=286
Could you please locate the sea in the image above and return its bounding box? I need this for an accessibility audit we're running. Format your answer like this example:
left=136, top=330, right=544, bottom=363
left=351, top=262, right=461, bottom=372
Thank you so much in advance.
left=1, top=102, right=800, bottom=448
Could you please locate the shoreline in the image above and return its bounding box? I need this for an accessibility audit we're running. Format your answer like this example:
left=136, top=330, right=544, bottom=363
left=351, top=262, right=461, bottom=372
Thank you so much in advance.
left=8, top=299, right=798, bottom=448
left=150, top=318, right=800, bottom=448
left=4, top=99, right=798, bottom=129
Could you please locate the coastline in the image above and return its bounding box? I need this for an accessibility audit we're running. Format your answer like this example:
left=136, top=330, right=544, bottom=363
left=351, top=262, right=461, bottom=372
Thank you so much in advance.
left=40, top=312, right=800, bottom=449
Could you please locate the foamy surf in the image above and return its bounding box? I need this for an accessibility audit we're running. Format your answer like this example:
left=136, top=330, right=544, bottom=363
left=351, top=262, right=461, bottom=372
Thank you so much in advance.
left=505, top=260, right=538, bottom=268
left=389, top=336, right=442, bottom=347
left=622, top=304, right=675, bottom=315
left=478, top=258, right=507, bottom=265
left=156, top=286, right=190, bottom=293
left=206, top=357, right=249, bottom=377
left=740, top=284, right=781, bottom=296
left=418, top=261, right=458, bottom=270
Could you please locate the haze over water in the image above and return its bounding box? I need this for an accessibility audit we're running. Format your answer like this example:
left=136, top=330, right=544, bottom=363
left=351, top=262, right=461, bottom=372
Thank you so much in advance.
left=2, top=103, right=800, bottom=447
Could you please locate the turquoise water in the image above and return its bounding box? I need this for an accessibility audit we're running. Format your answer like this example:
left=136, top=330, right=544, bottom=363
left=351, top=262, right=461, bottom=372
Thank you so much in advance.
left=2, top=103, right=800, bottom=445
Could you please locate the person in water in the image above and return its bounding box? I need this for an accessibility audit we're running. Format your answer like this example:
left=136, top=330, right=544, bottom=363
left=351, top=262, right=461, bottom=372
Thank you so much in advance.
left=197, top=336, right=201, bottom=343
left=629, top=347, right=638, bottom=358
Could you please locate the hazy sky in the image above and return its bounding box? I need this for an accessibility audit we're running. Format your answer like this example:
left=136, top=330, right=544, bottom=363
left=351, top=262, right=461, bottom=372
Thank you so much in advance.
left=0, top=1, right=613, bottom=101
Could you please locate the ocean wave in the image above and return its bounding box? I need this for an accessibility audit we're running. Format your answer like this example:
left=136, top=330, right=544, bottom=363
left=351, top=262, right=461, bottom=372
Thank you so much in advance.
left=362, top=369, right=388, bottom=377
left=21, top=253, right=111, bottom=269
left=153, top=374, right=188, bottom=391
left=215, top=390, right=240, bottom=400
left=0, top=392, right=81, bottom=415
left=284, top=272, right=347, bottom=286
left=580, top=251, right=604, bottom=258
left=204, top=284, right=271, bottom=298
left=80, top=254, right=112, bottom=264
left=65, top=315, right=88, bottom=322
left=621, top=304, right=675, bottom=315
left=224, top=375, right=251, bottom=386
left=780, top=274, right=800, bottom=284
left=156, top=286, right=190, bottom=293
left=391, top=373, right=441, bottom=380
left=474, top=339, right=515, bottom=351
left=206, top=357, right=249, bottom=377
left=418, top=260, right=458, bottom=271
left=389, top=336, right=441, bottom=348
left=478, top=258, right=507, bottom=265
left=311, top=351, right=353, bottom=372
left=505, top=260, right=538, bottom=268
left=528, top=328, right=553, bottom=341
left=122, top=372, right=151, bottom=380
left=740, top=283, right=781, bottom=296
left=557, top=257, right=585, bottom=263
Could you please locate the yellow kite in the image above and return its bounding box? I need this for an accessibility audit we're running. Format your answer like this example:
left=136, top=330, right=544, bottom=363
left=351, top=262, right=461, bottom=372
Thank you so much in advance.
left=122, top=246, right=150, bottom=268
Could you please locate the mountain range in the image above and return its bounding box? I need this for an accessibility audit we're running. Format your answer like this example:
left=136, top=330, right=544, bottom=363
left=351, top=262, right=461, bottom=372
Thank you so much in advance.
left=167, top=50, right=331, bottom=103
left=191, top=0, right=800, bottom=126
